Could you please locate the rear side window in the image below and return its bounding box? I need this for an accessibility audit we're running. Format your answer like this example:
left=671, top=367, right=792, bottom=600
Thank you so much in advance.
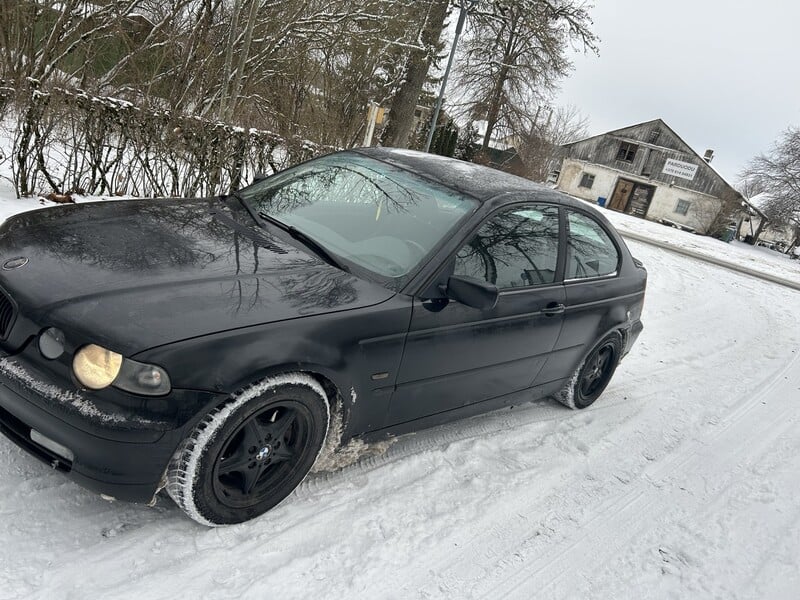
left=454, top=204, right=560, bottom=289
left=565, top=211, right=619, bottom=280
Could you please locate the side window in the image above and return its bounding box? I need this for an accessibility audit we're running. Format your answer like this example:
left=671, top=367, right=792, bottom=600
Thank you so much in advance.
left=566, top=211, right=620, bottom=280
left=454, top=205, right=560, bottom=289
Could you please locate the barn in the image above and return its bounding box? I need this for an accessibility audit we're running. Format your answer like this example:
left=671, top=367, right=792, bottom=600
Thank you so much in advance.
left=555, top=119, right=746, bottom=235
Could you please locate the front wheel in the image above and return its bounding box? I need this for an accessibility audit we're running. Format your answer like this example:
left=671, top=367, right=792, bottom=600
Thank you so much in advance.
left=556, top=333, right=622, bottom=410
left=167, top=374, right=329, bottom=526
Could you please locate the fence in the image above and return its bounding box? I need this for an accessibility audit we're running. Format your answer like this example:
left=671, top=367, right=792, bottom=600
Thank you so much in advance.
left=4, top=81, right=329, bottom=199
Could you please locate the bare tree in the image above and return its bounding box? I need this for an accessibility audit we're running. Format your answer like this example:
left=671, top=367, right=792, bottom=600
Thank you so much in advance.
left=692, top=187, right=744, bottom=237
left=2, top=1, right=440, bottom=197
left=455, top=0, right=598, bottom=152
left=11, top=1, right=145, bottom=86
left=735, top=176, right=766, bottom=201
left=516, top=103, right=588, bottom=181
left=740, top=127, right=800, bottom=225
left=2, top=0, right=431, bottom=148
left=380, top=0, right=450, bottom=148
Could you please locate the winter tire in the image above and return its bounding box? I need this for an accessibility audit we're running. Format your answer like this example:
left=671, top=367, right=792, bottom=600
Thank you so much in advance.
left=556, top=332, right=622, bottom=410
left=167, top=373, right=329, bottom=526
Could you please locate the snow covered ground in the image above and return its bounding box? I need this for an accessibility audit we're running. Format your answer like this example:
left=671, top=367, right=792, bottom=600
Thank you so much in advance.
left=600, top=206, right=800, bottom=286
left=1, top=177, right=799, bottom=599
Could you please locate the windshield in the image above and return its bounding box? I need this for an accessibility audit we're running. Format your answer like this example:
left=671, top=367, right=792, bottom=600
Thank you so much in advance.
left=237, top=153, right=478, bottom=282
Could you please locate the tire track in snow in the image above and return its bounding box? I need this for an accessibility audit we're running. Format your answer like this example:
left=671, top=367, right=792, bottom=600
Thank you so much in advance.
left=360, top=343, right=797, bottom=599
left=297, top=392, right=633, bottom=501
left=475, top=350, right=800, bottom=599
left=390, top=352, right=792, bottom=598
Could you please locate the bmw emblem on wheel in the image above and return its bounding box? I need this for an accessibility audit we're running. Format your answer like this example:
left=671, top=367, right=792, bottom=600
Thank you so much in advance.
left=2, top=256, right=28, bottom=270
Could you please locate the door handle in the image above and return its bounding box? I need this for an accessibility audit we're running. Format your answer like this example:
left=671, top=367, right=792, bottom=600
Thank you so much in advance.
left=543, top=302, right=565, bottom=316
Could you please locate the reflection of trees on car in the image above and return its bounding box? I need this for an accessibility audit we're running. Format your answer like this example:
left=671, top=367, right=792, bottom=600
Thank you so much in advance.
left=566, top=211, right=619, bottom=278
left=237, top=154, right=476, bottom=281
left=11, top=202, right=230, bottom=271
left=252, top=165, right=420, bottom=217
left=456, top=207, right=559, bottom=288
left=279, top=265, right=358, bottom=310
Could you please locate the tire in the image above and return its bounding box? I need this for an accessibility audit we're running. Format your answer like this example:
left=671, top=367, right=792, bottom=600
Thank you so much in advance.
left=167, top=373, right=330, bottom=526
left=555, top=332, right=622, bottom=410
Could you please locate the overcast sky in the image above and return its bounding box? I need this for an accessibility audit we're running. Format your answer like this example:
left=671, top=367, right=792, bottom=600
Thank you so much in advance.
left=555, top=0, right=800, bottom=184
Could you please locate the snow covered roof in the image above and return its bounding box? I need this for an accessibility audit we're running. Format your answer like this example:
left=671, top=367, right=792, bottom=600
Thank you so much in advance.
left=743, top=192, right=800, bottom=224
left=472, top=120, right=516, bottom=151
left=747, top=192, right=772, bottom=210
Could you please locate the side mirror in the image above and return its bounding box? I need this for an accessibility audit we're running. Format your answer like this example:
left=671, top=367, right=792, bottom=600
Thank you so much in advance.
left=252, top=172, right=270, bottom=184
left=445, top=275, right=498, bottom=310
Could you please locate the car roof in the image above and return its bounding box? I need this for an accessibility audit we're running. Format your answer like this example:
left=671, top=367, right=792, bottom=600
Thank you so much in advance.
left=352, top=147, right=580, bottom=207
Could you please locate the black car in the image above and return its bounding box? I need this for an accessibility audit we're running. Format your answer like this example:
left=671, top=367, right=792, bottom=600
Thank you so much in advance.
left=0, top=148, right=645, bottom=525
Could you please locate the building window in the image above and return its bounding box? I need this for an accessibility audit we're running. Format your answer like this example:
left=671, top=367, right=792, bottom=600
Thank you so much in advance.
left=578, top=173, right=595, bottom=189
left=675, top=199, right=691, bottom=215
left=616, top=142, right=638, bottom=162
left=648, top=129, right=660, bottom=144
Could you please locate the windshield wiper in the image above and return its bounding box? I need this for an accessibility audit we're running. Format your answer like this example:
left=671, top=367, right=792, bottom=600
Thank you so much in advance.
left=258, top=211, right=348, bottom=272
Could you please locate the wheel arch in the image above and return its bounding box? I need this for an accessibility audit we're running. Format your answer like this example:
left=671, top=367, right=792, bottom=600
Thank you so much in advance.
left=166, top=370, right=333, bottom=525
left=554, top=327, right=625, bottom=410
left=583, top=326, right=626, bottom=368
left=183, top=363, right=353, bottom=454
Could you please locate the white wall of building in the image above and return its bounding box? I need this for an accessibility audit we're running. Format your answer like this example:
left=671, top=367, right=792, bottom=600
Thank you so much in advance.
left=739, top=215, right=798, bottom=248
left=557, top=158, right=722, bottom=233
left=557, top=159, right=618, bottom=205
left=645, top=186, right=722, bottom=233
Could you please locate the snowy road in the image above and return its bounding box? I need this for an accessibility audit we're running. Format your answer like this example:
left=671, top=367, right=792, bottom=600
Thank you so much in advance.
left=2, top=238, right=800, bottom=599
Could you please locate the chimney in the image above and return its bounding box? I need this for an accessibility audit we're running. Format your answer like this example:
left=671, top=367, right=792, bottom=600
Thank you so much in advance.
left=703, top=149, right=714, bottom=163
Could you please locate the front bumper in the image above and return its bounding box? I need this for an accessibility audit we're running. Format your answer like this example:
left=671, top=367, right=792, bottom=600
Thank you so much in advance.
left=0, top=354, right=224, bottom=503
left=0, top=381, right=178, bottom=502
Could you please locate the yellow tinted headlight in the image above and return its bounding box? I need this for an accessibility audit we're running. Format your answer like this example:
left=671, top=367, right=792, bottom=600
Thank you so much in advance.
left=73, top=344, right=123, bottom=390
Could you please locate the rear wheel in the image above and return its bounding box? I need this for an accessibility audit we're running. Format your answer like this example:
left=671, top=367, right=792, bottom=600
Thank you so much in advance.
left=167, top=374, right=329, bottom=526
left=556, top=333, right=622, bottom=410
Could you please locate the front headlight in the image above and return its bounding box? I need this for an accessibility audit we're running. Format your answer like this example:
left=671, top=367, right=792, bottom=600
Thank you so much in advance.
left=112, top=357, right=171, bottom=395
left=73, top=344, right=171, bottom=395
left=73, top=344, right=122, bottom=389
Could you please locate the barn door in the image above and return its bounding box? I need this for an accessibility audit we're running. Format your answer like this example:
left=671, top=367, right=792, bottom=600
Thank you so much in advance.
left=627, top=183, right=656, bottom=217
left=608, top=179, right=634, bottom=211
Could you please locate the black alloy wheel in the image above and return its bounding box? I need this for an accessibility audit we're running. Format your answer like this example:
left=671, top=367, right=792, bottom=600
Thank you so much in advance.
left=212, top=401, right=313, bottom=509
left=573, top=335, right=622, bottom=409
left=167, top=378, right=329, bottom=525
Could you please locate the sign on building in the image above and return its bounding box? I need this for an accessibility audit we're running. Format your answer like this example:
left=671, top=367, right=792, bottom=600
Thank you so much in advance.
left=662, top=158, right=699, bottom=181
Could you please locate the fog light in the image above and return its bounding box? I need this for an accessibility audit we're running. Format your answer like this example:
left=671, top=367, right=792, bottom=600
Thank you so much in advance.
left=30, top=429, right=74, bottom=461
left=39, top=327, right=65, bottom=360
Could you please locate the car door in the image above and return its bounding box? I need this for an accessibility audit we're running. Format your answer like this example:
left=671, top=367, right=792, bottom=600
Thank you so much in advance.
left=542, top=208, right=625, bottom=382
left=386, top=203, right=567, bottom=426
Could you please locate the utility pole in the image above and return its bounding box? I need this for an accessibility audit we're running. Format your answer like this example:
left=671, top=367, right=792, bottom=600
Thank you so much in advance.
left=425, top=0, right=472, bottom=153
left=363, top=101, right=380, bottom=147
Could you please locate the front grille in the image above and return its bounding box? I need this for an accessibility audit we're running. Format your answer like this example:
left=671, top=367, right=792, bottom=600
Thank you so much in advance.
left=0, top=289, right=15, bottom=339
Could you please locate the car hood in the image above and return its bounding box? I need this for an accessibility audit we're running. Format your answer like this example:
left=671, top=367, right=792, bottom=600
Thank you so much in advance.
left=0, top=198, right=395, bottom=355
